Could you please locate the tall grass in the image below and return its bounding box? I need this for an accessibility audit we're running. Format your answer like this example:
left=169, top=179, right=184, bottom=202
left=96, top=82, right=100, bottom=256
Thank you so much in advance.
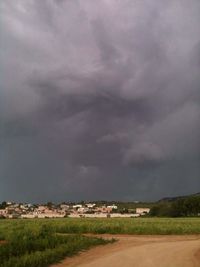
left=0, top=235, right=109, bottom=267
left=52, top=217, right=200, bottom=235
left=1, top=218, right=200, bottom=238
left=0, top=222, right=112, bottom=267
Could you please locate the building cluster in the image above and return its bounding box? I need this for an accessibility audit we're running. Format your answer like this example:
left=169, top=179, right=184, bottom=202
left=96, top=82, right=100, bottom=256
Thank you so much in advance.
left=0, top=202, right=150, bottom=219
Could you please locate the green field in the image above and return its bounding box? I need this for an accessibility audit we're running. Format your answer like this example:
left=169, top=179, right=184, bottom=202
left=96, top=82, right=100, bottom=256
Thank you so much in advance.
left=0, top=217, right=200, bottom=267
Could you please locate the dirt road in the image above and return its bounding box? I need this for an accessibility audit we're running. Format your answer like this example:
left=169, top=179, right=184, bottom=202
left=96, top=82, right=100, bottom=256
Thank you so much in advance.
left=52, top=235, right=200, bottom=267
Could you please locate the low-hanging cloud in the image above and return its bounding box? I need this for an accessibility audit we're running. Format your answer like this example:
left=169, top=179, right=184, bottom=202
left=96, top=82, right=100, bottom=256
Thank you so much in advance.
left=0, top=0, right=200, bottom=202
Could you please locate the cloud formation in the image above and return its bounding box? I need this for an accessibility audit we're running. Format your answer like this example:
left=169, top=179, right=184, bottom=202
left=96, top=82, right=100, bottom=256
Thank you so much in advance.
left=0, top=0, right=200, bottom=202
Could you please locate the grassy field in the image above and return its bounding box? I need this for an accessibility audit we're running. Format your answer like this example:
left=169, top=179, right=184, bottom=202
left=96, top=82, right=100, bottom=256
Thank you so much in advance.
left=1, top=217, right=200, bottom=237
left=51, top=217, right=200, bottom=235
left=0, top=217, right=200, bottom=267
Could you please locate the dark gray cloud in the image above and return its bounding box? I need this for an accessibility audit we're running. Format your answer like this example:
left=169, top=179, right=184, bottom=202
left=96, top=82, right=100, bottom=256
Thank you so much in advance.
left=0, top=0, right=200, bottom=202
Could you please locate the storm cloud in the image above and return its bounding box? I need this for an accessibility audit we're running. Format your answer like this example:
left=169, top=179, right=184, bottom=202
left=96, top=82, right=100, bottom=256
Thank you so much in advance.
left=0, top=0, right=200, bottom=202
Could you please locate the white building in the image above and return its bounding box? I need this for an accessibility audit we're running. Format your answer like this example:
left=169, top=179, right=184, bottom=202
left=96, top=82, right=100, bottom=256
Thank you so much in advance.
left=136, top=208, right=150, bottom=215
left=85, top=203, right=96, bottom=208
left=107, top=205, right=118, bottom=210
left=77, top=207, right=89, bottom=213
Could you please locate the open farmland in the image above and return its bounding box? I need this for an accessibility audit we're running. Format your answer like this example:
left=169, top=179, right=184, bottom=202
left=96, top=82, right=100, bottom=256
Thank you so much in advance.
left=50, top=217, right=200, bottom=235
left=1, top=217, right=200, bottom=236
left=1, top=218, right=200, bottom=267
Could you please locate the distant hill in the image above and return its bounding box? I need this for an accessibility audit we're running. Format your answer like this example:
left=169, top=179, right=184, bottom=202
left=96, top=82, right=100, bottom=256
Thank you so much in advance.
left=158, top=192, right=200, bottom=203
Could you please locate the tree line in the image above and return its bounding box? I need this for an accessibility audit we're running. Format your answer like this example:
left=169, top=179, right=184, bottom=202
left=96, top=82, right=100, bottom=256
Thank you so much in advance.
left=150, top=195, right=200, bottom=217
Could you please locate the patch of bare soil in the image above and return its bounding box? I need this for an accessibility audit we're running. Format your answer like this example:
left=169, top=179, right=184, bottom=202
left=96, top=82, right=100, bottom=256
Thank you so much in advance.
left=51, top=235, right=200, bottom=267
left=0, top=240, right=7, bottom=245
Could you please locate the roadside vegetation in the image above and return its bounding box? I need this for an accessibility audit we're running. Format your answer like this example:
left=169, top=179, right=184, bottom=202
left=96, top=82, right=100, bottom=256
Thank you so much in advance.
left=0, top=223, right=112, bottom=267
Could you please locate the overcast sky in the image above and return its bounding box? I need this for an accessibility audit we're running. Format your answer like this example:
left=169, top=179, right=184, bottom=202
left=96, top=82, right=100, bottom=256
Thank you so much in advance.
left=0, top=0, right=200, bottom=203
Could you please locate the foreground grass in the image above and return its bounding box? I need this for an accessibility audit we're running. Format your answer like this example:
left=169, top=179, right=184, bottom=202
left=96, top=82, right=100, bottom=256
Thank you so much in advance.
left=0, top=223, right=112, bottom=267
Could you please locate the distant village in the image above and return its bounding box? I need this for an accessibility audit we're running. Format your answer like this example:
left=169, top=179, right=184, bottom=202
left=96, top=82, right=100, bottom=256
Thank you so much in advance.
left=0, top=201, right=150, bottom=219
